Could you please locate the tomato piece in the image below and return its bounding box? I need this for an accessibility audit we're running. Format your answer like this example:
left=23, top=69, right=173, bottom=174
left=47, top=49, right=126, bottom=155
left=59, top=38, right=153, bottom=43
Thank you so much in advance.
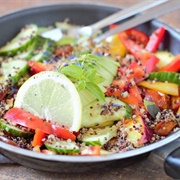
left=158, top=54, right=180, bottom=72
left=125, top=28, right=149, bottom=46
left=106, top=78, right=143, bottom=107
left=109, top=24, right=149, bottom=46
left=171, top=95, right=180, bottom=111
left=4, top=107, right=76, bottom=141
left=144, top=89, right=170, bottom=110
left=119, top=31, right=153, bottom=65
left=54, top=44, right=73, bottom=57
left=143, top=55, right=159, bottom=74
left=154, top=120, right=177, bottom=136
left=28, top=61, right=55, bottom=75
left=32, top=128, right=46, bottom=147
left=145, top=27, right=165, bottom=53
left=81, top=145, right=100, bottom=156
left=128, top=62, right=146, bottom=82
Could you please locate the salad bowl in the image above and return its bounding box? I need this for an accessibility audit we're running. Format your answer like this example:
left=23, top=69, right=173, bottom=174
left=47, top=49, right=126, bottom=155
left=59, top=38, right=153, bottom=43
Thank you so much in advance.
left=0, top=3, right=180, bottom=179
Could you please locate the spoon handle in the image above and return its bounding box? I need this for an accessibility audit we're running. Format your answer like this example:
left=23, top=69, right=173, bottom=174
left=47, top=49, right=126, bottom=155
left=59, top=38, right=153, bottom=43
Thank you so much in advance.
left=90, top=0, right=169, bottom=32
left=94, top=0, right=180, bottom=43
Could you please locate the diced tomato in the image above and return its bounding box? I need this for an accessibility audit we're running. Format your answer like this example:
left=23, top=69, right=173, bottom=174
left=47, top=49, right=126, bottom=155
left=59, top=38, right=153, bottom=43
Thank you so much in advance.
left=144, top=89, right=170, bottom=110
left=81, top=145, right=100, bottom=156
left=118, top=31, right=155, bottom=65
left=109, top=24, right=149, bottom=46
left=143, top=55, right=159, bottom=73
left=154, top=120, right=177, bottom=136
left=54, top=44, right=73, bottom=57
left=158, top=54, right=180, bottom=72
left=32, top=128, right=46, bottom=147
left=106, top=77, right=143, bottom=107
left=28, top=61, right=55, bottom=75
left=145, top=27, right=165, bottom=53
left=171, top=95, right=180, bottom=111
left=125, top=28, right=149, bottom=46
left=4, top=107, right=76, bottom=141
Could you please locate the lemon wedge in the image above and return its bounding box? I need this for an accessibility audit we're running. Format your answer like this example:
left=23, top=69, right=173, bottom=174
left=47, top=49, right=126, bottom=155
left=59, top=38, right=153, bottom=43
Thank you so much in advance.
left=14, top=71, right=82, bottom=132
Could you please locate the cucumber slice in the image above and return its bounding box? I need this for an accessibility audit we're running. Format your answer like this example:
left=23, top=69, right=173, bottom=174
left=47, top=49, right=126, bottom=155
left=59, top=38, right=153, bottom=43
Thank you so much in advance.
left=82, top=97, right=132, bottom=128
left=29, top=37, right=55, bottom=62
left=44, top=136, right=79, bottom=154
left=56, top=37, right=76, bottom=46
left=2, top=58, right=28, bottom=84
left=0, top=24, right=38, bottom=56
left=148, top=72, right=180, bottom=86
left=78, top=125, right=118, bottom=146
left=0, top=118, right=34, bottom=138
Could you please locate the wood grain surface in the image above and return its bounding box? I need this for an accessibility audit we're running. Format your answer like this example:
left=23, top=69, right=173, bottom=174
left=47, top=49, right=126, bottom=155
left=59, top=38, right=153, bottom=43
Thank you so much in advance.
left=0, top=0, right=179, bottom=179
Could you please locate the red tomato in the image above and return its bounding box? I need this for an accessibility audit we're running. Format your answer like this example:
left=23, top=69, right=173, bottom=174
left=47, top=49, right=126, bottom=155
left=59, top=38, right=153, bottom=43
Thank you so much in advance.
left=28, top=61, right=55, bottom=75
left=54, top=44, right=73, bottom=57
left=4, top=108, right=76, bottom=141
left=154, top=121, right=177, bottom=136
left=144, top=89, right=170, bottom=110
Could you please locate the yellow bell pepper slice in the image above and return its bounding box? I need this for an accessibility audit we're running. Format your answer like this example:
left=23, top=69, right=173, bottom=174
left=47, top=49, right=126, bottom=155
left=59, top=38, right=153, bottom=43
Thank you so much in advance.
left=108, top=34, right=127, bottom=58
left=138, top=81, right=179, bottom=96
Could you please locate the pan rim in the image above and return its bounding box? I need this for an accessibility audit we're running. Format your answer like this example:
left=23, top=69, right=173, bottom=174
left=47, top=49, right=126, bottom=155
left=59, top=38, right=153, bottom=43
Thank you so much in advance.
left=0, top=2, right=179, bottom=163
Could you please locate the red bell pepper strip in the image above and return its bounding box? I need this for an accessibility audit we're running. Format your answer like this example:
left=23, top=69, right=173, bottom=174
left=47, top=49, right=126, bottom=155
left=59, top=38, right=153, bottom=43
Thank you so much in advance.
left=125, top=28, right=149, bottom=46
left=119, top=31, right=157, bottom=65
left=145, top=26, right=165, bottom=53
left=158, top=54, right=180, bottom=72
left=4, top=107, right=76, bottom=141
left=28, top=61, right=55, bottom=75
left=109, top=24, right=149, bottom=46
left=32, top=128, right=46, bottom=147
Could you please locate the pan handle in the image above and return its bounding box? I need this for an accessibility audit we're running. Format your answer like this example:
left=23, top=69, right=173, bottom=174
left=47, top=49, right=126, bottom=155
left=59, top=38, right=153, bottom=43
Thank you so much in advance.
left=148, top=138, right=180, bottom=179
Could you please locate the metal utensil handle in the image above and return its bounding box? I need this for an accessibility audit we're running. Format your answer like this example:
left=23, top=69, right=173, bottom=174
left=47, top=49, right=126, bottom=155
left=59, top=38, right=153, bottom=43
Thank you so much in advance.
left=90, top=0, right=169, bottom=31
left=94, top=0, right=180, bottom=43
left=148, top=138, right=180, bottom=179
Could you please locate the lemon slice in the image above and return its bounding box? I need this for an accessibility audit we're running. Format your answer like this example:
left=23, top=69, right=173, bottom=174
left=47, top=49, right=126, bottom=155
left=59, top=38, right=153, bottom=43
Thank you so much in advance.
left=14, top=71, right=82, bottom=132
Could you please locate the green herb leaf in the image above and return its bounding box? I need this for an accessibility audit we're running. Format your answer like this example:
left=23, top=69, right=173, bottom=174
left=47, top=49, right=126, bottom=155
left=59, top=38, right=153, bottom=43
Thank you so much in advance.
left=144, top=99, right=160, bottom=118
left=61, top=65, right=82, bottom=80
left=86, top=82, right=105, bottom=102
left=76, top=80, right=86, bottom=91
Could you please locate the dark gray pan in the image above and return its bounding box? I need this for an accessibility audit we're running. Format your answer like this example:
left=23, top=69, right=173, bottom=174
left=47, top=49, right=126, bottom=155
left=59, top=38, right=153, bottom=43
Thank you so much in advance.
left=0, top=3, right=180, bottom=178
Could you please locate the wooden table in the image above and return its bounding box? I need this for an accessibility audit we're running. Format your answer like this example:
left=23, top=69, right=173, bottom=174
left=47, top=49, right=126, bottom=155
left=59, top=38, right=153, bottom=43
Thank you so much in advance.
left=0, top=0, right=179, bottom=179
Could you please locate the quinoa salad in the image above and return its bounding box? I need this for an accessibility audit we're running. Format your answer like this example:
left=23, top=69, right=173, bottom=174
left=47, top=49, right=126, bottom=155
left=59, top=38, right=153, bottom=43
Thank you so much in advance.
left=0, top=21, right=180, bottom=156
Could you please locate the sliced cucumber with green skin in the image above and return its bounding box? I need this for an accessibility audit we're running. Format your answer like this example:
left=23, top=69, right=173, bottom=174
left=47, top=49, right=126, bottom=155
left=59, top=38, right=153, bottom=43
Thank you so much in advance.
left=148, top=72, right=180, bottom=86
left=44, top=138, right=79, bottom=154
left=29, top=36, right=55, bottom=62
left=0, top=119, right=34, bottom=138
left=14, top=37, right=38, bottom=60
left=0, top=24, right=38, bottom=56
left=78, top=125, right=118, bottom=146
left=82, top=97, right=132, bottom=128
left=2, top=58, right=28, bottom=85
